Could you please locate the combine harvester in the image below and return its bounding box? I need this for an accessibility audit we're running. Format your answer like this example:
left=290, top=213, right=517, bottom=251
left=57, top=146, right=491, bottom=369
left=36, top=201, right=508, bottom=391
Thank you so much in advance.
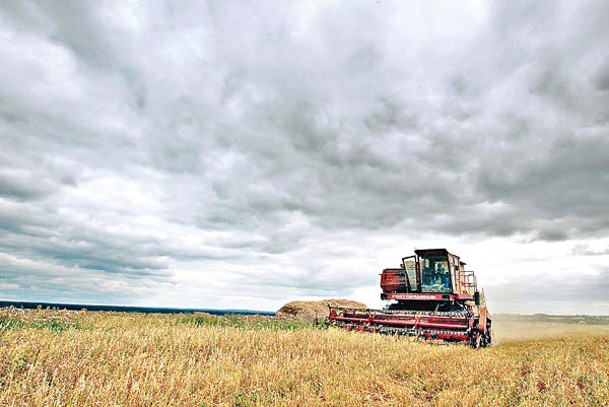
left=328, top=248, right=492, bottom=348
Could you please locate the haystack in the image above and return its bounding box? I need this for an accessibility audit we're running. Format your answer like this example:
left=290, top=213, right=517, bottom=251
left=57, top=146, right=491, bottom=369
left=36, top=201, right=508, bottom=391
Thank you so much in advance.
left=276, top=299, right=367, bottom=321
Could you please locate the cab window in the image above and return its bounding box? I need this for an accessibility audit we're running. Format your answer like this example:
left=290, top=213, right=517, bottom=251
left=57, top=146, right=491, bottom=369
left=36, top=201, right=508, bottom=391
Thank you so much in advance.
left=420, top=254, right=452, bottom=293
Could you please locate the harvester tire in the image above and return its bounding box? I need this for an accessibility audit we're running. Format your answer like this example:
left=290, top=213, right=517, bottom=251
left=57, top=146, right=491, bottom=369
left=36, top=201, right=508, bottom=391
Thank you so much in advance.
left=470, top=331, right=491, bottom=349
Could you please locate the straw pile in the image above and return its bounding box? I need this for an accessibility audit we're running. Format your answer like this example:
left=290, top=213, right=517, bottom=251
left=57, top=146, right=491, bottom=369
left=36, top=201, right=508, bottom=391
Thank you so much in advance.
left=276, top=299, right=367, bottom=321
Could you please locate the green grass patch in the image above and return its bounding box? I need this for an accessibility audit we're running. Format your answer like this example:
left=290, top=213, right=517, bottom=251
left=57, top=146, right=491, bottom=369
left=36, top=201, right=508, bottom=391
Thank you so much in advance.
left=30, top=320, right=83, bottom=332
left=0, top=317, right=84, bottom=333
left=0, top=317, right=26, bottom=332
left=181, top=315, right=318, bottom=331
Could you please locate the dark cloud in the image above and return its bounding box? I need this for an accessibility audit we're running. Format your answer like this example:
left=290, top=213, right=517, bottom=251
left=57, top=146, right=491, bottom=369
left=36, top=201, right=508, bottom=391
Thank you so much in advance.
left=0, top=1, right=608, bottom=311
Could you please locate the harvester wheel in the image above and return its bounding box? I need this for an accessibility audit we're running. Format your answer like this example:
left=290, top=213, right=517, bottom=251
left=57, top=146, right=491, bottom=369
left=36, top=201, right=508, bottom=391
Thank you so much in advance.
left=469, top=331, right=487, bottom=349
left=484, top=330, right=493, bottom=347
left=477, top=331, right=492, bottom=348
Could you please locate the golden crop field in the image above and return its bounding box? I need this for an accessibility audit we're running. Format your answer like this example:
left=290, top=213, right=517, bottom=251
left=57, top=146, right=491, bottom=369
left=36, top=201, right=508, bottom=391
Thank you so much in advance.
left=1, top=308, right=608, bottom=406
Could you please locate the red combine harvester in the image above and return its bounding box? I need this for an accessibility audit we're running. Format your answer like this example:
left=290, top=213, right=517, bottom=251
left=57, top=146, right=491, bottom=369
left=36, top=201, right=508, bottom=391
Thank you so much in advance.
left=328, top=248, right=492, bottom=348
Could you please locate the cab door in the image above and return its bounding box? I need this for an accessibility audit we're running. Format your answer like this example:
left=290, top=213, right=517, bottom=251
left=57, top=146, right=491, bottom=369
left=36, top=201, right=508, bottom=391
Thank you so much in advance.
left=450, top=255, right=460, bottom=294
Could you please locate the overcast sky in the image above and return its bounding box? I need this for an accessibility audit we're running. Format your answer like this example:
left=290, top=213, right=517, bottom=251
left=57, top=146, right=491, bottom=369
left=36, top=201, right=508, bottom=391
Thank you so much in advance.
left=1, top=1, right=608, bottom=314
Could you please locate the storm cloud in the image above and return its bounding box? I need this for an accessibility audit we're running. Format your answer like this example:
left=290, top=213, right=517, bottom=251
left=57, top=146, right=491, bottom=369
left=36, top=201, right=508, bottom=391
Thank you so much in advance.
left=1, top=1, right=608, bottom=313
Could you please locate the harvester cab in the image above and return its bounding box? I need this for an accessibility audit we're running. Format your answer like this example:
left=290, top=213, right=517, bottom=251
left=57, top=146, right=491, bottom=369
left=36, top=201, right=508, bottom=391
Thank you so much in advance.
left=328, top=248, right=492, bottom=348
left=381, top=249, right=482, bottom=311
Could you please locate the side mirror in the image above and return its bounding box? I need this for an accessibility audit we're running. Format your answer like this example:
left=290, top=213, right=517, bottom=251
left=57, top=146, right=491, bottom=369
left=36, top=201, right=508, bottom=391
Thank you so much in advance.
left=474, top=291, right=481, bottom=306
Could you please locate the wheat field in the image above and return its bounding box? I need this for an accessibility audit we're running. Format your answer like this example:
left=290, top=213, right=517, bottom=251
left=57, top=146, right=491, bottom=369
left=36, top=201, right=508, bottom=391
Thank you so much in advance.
left=1, top=308, right=608, bottom=406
